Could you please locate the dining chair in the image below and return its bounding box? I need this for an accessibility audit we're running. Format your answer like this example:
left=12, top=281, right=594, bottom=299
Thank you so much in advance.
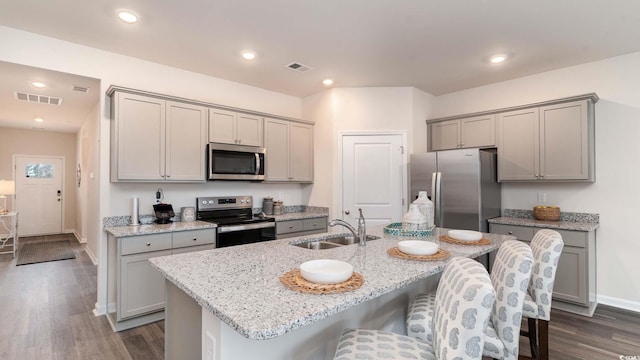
left=407, top=240, right=533, bottom=360
left=332, top=257, right=496, bottom=360
left=520, top=229, right=564, bottom=360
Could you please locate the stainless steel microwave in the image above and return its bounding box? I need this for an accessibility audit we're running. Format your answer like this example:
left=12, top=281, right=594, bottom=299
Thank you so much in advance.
left=208, top=143, right=266, bottom=181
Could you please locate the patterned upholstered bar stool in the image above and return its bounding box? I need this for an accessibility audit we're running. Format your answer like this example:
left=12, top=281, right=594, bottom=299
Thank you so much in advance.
left=407, top=240, right=533, bottom=360
left=520, top=229, right=564, bottom=360
left=332, top=257, right=496, bottom=360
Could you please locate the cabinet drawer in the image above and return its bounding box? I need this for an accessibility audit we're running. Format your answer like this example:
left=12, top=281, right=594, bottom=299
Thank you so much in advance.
left=277, top=220, right=304, bottom=234
left=534, top=228, right=586, bottom=248
left=303, top=217, right=327, bottom=231
left=172, top=229, right=216, bottom=249
left=172, top=243, right=215, bottom=255
left=489, top=224, right=534, bottom=241
left=121, top=233, right=172, bottom=255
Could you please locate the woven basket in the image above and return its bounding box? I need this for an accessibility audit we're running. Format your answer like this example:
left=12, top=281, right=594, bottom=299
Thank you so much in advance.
left=533, top=206, right=560, bottom=221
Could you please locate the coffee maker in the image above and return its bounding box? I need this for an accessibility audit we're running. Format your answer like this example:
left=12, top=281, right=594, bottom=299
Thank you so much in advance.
left=153, top=203, right=175, bottom=224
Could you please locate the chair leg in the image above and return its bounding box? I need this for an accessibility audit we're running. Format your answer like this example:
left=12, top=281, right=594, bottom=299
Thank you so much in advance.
left=539, top=319, right=549, bottom=360
left=527, top=318, right=539, bottom=359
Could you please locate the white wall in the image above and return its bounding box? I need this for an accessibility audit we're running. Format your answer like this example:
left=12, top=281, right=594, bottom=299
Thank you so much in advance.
left=302, top=87, right=434, bottom=219
left=0, top=25, right=304, bottom=315
left=432, top=51, right=640, bottom=310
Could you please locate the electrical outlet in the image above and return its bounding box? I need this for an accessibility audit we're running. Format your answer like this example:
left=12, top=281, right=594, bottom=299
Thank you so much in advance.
left=205, top=331, right=216, bottom=360
left=537, top=192, right=547, bottom=203
left=278, top=192, right=284, bottom=201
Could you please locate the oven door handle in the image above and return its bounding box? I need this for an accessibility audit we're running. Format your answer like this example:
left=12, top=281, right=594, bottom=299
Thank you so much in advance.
left=218, top=222, right=275, bottom=233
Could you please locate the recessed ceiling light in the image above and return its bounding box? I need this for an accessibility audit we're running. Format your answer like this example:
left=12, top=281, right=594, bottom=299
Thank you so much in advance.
left=117, top=10, right=139, bottom=24
left=322, top=79, right=334, bottom=86
left=31, top=81, right=46, bottom=88
left=241, top=51, right=257, bottom=61
left=34, top=116, right=44, bottom=123
left=490, top=54, right=507, bottom=64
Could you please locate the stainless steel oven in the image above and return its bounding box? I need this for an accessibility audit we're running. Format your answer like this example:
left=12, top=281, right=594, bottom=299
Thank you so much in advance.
left=208, top=143, right=265, bottom=181
left=196, top=196, right=276, bottom=248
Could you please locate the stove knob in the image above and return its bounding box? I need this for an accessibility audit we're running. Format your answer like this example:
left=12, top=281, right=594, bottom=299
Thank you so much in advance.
left=240, top=199, right=245, bottom=203
left=201, top=200, right=207, bottom=205
left=247, top=199, right=251, bottom=203
left=208, top=200, right=214, bottom=204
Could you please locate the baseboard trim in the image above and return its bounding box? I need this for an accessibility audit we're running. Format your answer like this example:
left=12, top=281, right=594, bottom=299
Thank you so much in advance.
left=597, top=294, right=640, bottom=314
left=84, top=246, right=98, bottom=265
left=94, top=302, right=107, bottom=316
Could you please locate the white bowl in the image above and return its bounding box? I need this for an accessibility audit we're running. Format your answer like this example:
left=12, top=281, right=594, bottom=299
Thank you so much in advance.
left=398, top=240, right=439, bottom=256
left=299, top=259, right=354, bottom=285
left=448, top=230, right=483, bottom=242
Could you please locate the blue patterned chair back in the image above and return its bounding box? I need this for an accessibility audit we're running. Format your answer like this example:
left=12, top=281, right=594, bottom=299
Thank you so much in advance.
left=528, top=229, right=564, bottom=321
left=432, top=257, right=496, bottom=359
left=489, top=240, right=533, bottom=359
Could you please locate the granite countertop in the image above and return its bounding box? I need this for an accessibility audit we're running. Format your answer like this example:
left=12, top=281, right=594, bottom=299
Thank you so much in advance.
left=488, top=217, right=599, bottom=232
left=104, top=220, right=217, bottom=238
left=149, top=226, right=513, bottom=340
left=268, top=211, right=329, bottom=221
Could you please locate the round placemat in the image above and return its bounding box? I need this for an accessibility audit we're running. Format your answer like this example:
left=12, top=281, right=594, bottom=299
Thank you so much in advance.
left=439, top=235, right=491, bottom=246
left=280, top=269, right=364, bottom=294
left=387, top=247, right=451, bottom=261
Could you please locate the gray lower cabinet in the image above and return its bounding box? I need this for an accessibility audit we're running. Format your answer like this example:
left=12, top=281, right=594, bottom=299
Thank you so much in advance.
left=107, top=228, right=216, bottom=331
left=276, top=217, right=328, bottom=239
left=489, top=223, right=597, bottom=315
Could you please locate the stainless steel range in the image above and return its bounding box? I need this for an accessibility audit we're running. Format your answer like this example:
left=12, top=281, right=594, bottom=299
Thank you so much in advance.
left=196, top=196, right=276, bottom=248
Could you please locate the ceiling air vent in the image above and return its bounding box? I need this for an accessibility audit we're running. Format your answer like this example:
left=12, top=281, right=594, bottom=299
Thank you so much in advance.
left=14, top=92, right=63, bottom=106
left=72, top=85, right=90, bottom=93
left=285, top=62, right=312, bottom=72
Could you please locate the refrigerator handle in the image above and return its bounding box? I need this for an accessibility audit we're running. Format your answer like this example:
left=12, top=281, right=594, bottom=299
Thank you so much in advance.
left=436, top=172, right=442, bottom=227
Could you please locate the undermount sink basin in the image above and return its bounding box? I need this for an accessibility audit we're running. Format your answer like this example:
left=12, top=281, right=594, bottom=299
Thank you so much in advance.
left=292, top=241, right=342, bottom=250
left=324, top=235, right=381, bottom=245
left=291, top=235, right=381, bottom=250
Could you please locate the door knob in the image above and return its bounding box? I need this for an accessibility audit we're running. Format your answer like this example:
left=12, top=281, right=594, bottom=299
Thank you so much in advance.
left=345, top=210, right=350, bottom=215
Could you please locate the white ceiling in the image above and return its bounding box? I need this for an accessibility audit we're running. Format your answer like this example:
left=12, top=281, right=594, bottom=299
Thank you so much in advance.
left=1, top=1, right=640, bottom=132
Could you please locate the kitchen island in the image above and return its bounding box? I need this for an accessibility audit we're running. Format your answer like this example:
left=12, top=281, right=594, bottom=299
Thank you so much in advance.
left=149, top=226, right=514, bottom=360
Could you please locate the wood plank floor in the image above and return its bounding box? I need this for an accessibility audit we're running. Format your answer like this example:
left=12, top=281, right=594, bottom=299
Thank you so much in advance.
left=1, top=234, right=639, bottom=359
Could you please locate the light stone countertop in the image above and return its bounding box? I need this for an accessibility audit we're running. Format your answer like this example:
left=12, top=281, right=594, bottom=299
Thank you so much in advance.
left=488, top=217, right=599, bottom=232
left=104, top=220, right=217, bottom=238
left=267, top=211, right=328, bottom=221
left=148, top=225, right=513, bottom=340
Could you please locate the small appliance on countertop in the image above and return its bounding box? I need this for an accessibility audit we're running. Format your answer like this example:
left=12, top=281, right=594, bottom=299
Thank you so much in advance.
left=153, top=203, right=175, bottom=224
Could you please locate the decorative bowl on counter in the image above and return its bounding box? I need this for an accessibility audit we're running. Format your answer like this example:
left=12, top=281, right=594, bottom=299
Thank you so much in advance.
left=447, top=230, right=483, bottom=242
left=398, top=240, right=439, bottom=256
left=299, top=259, right=354, bottom=285
left=533, top=206, right=560, bottom=221
left=384, top=222, right=435, bottom=237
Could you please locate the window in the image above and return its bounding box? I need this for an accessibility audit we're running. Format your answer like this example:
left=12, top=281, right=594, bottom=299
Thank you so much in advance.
left=25, top=163, right=54, bottom=178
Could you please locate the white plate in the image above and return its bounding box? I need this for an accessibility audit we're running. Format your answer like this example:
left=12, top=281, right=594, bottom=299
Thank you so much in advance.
left=299, top=259, right=354, bottom=285
left=448, top=230, right=483, bottom=242
left=398, top=240, right=439, bottom=256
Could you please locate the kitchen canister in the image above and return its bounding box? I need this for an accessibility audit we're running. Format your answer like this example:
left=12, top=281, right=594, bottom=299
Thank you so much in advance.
left=262, top=197, right=274, bottom=215
left=402, top=204, right=427, bottom=231
left=412, top=191, right=434, bottom=228
left=273, top=200, right=284, bottom=215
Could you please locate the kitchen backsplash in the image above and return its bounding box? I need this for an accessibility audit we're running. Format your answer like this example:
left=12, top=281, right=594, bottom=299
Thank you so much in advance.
left=104, top=205, right=329, bottom=227
left=502, top=209, right=599, bottom=223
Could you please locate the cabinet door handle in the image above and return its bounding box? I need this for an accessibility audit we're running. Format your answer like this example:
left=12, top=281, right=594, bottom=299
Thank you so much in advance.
left=238, top=139, right=242, bottom=144
left=193, top=237, right=197, bottom=241
left=146, top=242, right=151, bottom=246
left=508, top=231, right=513, bottom=235
left=289, top=226, right=294, bottom=229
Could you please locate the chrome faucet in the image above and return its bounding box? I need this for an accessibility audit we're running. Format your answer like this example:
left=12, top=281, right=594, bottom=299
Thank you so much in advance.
left=328, top=208, right=367, bottom=246
left=357, top=208, right=366, bottom=246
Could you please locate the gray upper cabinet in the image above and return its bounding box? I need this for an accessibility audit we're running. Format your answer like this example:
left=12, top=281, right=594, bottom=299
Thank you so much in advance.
left=264, top=118, right=314, bottom=182
left=498, top=99, right=594, bottom=182
left=110, top=91, right=207, bottom=182
left=429, top=114, right=495, bottom=151
left=208, top=108, right=263, bottom=146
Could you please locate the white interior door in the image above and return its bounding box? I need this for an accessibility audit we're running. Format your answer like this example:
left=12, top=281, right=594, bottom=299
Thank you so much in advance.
left=15, top=155, right=63, bottom=236
left=342, top=134, right=405, bottom=227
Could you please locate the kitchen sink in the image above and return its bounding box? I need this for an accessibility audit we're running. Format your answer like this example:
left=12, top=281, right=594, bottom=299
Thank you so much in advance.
left=324, top=235, right=381, bottom=245
left=292, top=241, right=342, bottom=250
left=291, top=235, right=381, bottom=250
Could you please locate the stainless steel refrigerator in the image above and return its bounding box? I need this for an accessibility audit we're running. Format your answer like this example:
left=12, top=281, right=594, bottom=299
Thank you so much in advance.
left=410, top=148, right=500, bottom=232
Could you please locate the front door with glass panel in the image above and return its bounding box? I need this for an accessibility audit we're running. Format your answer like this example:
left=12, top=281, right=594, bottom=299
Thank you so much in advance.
left=15, top=155, right=63, bottom=236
